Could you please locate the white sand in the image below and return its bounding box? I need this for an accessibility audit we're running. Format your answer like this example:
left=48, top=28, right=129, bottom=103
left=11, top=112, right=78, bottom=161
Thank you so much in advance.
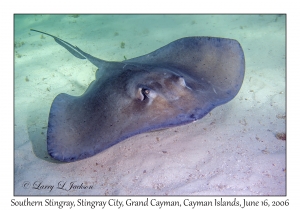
left=14, top=15, right=285, bottom=195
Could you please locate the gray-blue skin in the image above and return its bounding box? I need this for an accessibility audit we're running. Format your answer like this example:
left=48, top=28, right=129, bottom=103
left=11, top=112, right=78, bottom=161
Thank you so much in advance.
left=31, top=29, right=245, bottom=162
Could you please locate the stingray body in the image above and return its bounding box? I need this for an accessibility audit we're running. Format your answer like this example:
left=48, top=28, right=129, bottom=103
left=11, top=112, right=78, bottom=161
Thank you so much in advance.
left=31, top=29, right=245, bottom=162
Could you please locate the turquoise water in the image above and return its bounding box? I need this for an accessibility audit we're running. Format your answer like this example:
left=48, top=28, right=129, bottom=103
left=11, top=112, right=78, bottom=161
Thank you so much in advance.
left=14, top=15, right=285, bottom=195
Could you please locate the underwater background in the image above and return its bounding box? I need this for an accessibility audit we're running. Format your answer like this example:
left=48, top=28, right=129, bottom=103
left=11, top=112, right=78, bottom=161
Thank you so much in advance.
left=14, top=14, right=285, bottom=195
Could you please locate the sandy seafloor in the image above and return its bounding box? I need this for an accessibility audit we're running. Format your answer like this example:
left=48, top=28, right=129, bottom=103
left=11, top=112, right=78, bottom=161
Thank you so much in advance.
left=14, top=14, right=286, bottom=195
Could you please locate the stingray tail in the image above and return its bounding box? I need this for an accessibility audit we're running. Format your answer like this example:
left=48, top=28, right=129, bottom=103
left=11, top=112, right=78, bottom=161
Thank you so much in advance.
left=30, top=29, right=107, bottom=68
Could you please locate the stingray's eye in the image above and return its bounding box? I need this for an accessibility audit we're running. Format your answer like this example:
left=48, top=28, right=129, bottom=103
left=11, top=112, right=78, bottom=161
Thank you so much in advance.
left=141, top=88, right=150, bottom=100
left=137, top=87, right=157, bottom=102
left=137, top=87, right=150, bottom=101
left=137, top=87, right=151, bottom=101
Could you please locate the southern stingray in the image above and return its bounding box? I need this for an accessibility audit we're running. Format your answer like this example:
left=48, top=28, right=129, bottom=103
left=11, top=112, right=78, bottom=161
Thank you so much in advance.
left=31, top=29, right=245, bottom=162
